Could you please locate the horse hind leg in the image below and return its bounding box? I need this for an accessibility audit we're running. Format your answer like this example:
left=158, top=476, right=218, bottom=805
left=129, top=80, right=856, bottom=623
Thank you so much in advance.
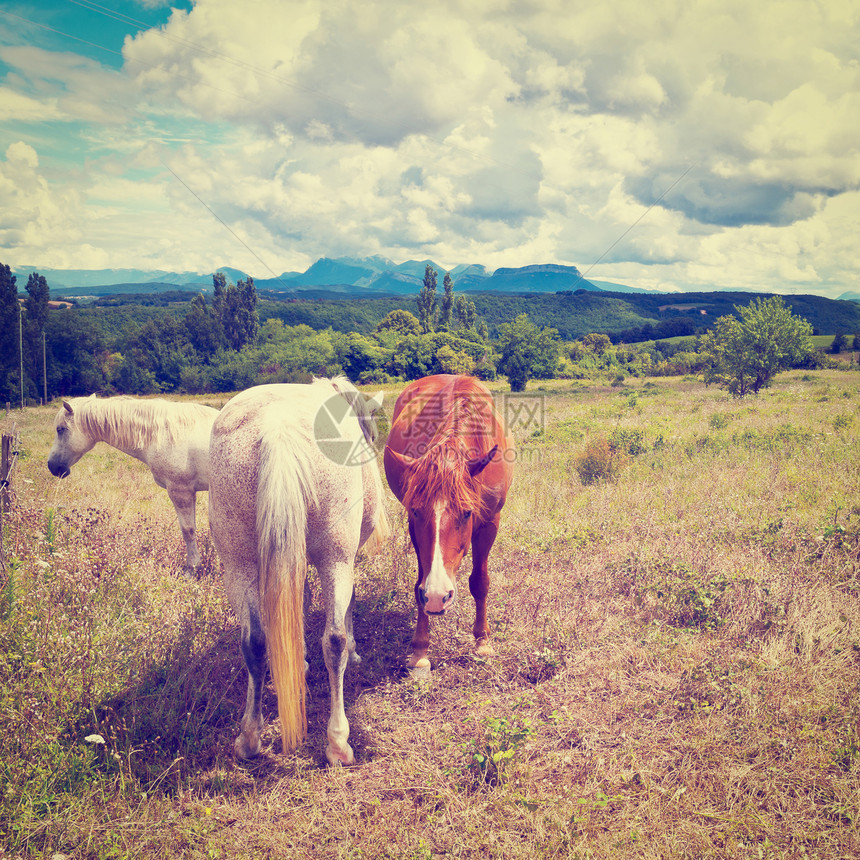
left=318, top=561, right=357, bottom=766
left=235, top=607, right=267, bottom=759
left=346, top=585, right=361, bottom=666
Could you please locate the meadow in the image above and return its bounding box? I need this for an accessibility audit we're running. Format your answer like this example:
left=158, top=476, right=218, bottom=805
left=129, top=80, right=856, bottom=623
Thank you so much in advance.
left=0, top=370, right=858, bottom=859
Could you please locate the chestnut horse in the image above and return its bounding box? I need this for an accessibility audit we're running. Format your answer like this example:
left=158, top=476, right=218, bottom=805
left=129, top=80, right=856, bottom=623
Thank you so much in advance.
left=383, top=374, right=514, bottom=673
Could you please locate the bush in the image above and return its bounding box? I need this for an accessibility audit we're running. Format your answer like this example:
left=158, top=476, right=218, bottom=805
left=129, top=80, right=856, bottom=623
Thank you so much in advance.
left=572, top=437, right=627, bottom=484
left=608, top=427, right=648, bottom=455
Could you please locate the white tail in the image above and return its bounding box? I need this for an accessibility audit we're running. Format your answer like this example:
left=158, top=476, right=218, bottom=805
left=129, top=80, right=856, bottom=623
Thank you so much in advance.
left=256, top=424, right=318, bottom=753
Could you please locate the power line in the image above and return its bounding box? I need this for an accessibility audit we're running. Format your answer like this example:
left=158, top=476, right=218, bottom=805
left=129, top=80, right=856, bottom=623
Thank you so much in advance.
left=2, top=2, right=695, bottom=279
left=159, top=160, right=291, bottom=289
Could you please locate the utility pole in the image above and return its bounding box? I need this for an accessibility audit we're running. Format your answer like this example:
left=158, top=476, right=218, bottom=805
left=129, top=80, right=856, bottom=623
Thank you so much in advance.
left=18, top=310, right=23, bottom=409
left=42, top=331, right=47, bottom=404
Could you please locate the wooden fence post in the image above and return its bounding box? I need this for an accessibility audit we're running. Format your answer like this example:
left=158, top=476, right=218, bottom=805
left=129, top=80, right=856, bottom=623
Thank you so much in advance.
left=1, top=427, right=18, bottom=567
left=0, top=434, right=9, bottom=566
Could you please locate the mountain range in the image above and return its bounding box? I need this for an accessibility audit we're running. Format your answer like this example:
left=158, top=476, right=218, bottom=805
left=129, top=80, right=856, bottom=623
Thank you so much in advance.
left=11, top=258, right=661, bottom=298
left=12, top=258, right=859, bottom=305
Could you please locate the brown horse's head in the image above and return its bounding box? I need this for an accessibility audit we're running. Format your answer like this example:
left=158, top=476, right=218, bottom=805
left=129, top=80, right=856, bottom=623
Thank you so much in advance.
left=386, top=440, right=497, bottom=614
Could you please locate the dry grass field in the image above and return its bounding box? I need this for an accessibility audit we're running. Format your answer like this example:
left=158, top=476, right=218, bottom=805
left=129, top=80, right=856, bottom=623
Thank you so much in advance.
left=1, top=370, right=859, bottom=859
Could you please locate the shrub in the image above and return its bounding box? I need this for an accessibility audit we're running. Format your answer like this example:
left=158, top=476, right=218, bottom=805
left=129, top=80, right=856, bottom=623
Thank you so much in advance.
left=572, top=437, right=627, bottom=484
left=608, top=427, right=648, bottom=456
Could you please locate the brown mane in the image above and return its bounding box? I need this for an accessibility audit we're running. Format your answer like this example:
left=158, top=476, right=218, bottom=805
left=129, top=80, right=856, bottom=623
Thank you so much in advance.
left=398, top=383, right=495, bottom=514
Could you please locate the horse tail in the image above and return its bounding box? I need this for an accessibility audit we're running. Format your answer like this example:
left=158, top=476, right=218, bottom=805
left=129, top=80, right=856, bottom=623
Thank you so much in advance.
left=359, top=460, right=391, bottom=557
left=363, top=494, right=391, bottom=557
left=256, top=424, right=317, bottom=754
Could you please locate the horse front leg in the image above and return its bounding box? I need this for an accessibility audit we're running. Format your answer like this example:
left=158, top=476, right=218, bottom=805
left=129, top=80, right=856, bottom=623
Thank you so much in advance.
left=408, top=592, right=432, bottom=674
left=235, top=605, right=267, bottom=759
left=407, top=520, right=432, bottom=675
left=318, top=561, right=356, bottom=766
left=166, top=486, right=200, bottom=575
left=469, top=517, right=500, bottom=657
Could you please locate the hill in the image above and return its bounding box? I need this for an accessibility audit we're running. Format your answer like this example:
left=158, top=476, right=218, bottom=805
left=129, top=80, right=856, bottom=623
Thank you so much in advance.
left=254, top=288, right=860, bottom=341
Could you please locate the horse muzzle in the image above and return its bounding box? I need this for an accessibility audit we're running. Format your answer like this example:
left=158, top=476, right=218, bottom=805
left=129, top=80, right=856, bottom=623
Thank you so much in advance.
left=47, top=460, right=70, bottom=478
left=418, top=586, right=456, bottom=615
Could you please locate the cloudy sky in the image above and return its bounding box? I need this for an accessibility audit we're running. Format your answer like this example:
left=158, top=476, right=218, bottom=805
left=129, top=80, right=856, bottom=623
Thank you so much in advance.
left=1, top=0, right=858, bottom=296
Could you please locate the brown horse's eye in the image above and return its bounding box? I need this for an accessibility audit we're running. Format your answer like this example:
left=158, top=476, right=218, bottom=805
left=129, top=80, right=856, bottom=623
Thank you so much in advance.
left=462, top=510, right=472, bottom=522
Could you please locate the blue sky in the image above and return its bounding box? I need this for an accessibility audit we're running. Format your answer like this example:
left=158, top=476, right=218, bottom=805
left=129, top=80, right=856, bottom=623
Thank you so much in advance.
left=1, top=0, right=859, bottom=297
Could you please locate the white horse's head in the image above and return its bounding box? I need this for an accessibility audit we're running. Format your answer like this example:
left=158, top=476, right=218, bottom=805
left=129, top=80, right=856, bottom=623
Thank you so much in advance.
left=47, top=397, right=97, bottom=478
left=323, top=376, right=384, bottom=446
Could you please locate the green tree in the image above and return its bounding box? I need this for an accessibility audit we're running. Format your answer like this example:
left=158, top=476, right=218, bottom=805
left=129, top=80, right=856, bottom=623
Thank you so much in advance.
left=211, top=272, right=227, bottom=347
left=699, top=296, right=813, bottom=396
left=236, top=277, right=259, bottom=348
left=582, top=332, right=611, bottom=355
left=830, top=333, right=848, bottom=354
left=438, top=272, right=454, bottom=331
left=417, top=265, right=438, bottom=333
left=496, top=313, right=560, bottom=392
left=184, top=293, right=221, bottom=359
left=374, top=309, right=421, bottom=337
left=0, top=263, right=20, bottom=401
left=45, top=311, right=108, bottom=396
left=436, top=344, right=474, bottom=375
left=334, top=331, right=386, bottom=379
left=454, top=295, right=478, bottom=331
left=23, top=271, right=50, bottom=397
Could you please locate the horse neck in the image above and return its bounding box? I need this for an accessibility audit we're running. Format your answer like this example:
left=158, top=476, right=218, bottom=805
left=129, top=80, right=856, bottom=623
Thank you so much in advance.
left=79, top=402, right=151, bottom=459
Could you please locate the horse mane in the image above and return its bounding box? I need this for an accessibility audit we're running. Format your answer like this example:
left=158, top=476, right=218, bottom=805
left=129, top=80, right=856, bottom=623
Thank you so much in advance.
left=68, top=396, right=213, bottom=449
left=314, top=374, right=379, bottom=444
left=399, top=383, right=488, bottom=514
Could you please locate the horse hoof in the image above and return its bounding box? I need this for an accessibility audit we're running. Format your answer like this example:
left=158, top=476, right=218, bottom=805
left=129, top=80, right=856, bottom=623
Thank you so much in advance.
left=234, top=733, right=261, bottom=760
left=326, top=743, right=355, bottom=767
left=475, top=641, right=495, bottom=658
left=349, top=652, right=362, bottom=666
left=407, top=662, right=431, bottom=681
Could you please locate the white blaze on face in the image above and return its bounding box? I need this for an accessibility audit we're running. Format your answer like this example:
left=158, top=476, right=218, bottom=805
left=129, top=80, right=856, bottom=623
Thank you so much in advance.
left=423, top=502, right=456, bottom=614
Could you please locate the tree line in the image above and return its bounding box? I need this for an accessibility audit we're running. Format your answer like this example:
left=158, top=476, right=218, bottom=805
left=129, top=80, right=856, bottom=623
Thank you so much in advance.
left=0, top=260, right=843, bottom=404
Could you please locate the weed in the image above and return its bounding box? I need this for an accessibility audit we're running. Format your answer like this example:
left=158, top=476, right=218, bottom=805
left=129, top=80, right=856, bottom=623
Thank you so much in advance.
left=833, top=413, right=854, bottom=431
left=642, top=562, right=731, bottom=630
left=44, top=507, right=56, bottom=552
left=462, top=712, right=536, bottom=788
left=0, top=557, right=19, bottom=620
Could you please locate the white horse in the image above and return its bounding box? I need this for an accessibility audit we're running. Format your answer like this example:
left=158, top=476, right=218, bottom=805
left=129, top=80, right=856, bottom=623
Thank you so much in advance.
left=47, top=395, right=219, bottom=575
left=208, top=376, right=388, bottom=766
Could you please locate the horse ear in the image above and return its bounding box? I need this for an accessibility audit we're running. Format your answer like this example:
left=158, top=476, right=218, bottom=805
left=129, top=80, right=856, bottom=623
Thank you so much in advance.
left=367, top=391, right=384, bottom=413
left=468, top=445, right=498, bottom=477
left=385, top=447, right=415, bottom=470
left=63, top=401, right=74, bottom=415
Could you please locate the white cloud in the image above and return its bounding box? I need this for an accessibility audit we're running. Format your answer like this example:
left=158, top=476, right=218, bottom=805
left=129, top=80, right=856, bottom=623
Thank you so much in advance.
left=0, top=0, right=858, bottom=295
left=0, top=142, right=84, bottom=256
